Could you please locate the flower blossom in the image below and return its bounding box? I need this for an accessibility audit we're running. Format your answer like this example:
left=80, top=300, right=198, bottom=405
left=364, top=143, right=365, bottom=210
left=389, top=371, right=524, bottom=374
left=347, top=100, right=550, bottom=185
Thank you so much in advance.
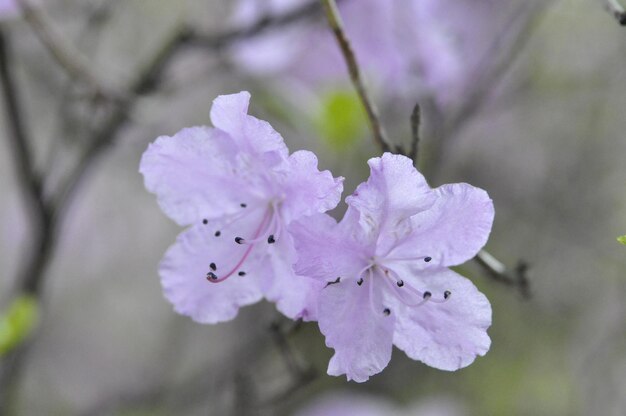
left=290, top=153, right=494, bottom=381
left=140, top=91, right=343, bottom=323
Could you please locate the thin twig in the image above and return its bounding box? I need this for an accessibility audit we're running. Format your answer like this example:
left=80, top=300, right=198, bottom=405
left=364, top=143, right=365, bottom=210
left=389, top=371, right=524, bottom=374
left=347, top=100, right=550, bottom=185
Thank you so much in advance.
left=16, top=0, right=123, bottom=101
left=409, top=103, right=421, bottom=163
left=475, top=250, right=531, bottom=299
left=320, top=0, right=391, bottom=153
left=606, top=0, right=626, bottom=25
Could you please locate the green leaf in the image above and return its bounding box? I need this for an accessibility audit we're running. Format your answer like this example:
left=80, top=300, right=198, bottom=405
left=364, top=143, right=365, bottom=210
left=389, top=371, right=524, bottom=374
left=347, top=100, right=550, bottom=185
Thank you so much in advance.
left=0, top=295, right=40, bottom=356
left=618, top=235, right=626, bottom=245
left=315, top=89, right=366, bottom=151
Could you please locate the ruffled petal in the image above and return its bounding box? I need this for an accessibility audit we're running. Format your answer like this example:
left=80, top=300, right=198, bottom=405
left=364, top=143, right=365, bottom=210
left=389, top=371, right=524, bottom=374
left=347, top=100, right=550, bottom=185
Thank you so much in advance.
left=318, top=278, right=395, bottom=382
left=260, top=232, right=323, bottom=321
left=210, top=91, right=289, bottom=166
left=391, top=268, right=491, bottom=371
left=159, top=206, right=274, bottom=324
left=346, top=153, right=435, bottom=245
left=290, top=214, right=367, bottom=284
left=139, top=126, right=249, bottom=226
left=280, top=150, right=344, bottom=223
left=393, top=183, right=494, bottom=267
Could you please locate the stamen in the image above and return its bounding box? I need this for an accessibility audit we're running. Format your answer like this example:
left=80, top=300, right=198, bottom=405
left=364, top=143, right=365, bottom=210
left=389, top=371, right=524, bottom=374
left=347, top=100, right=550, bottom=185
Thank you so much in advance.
left=397, top=280, right=404, bottom=287
left=383, top=308, right=391, bottom=316
left=267, top=235, right=275, bottom=244
left=444, top=290, right=451, bottom=299
left=424, top=256, right=432, bottom=263
left=240, top=203, right=247, bottom=208
left=202, top=219, right=208, bottom=225
left=381, top=268, right=451, bottom=307
left=238, top=271, right=246, bottom=276
left=357, top=278, right=363, bottom=286
left=214, top=230, right=221, bottom=237
left=206, top=272, right=217, bottom=281
left=235, top=237, right=244, bottom=244
left=423, top=291, right=432, bottom=299
left=325, top=277, right=341, bottom=288
left=209, top=263, right=217, bottom=271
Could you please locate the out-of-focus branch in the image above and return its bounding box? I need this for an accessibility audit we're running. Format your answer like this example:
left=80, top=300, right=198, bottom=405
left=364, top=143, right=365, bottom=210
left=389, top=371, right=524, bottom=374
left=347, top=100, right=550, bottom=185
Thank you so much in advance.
left=320, top=0, right=391, bottom=153
left=408, top=103, right=421, bottom=164
left=606, top=0, right=626, bottom=25
left=16, top=0, right=122, bottom=101
left=475, top=250, right=531, bottom=299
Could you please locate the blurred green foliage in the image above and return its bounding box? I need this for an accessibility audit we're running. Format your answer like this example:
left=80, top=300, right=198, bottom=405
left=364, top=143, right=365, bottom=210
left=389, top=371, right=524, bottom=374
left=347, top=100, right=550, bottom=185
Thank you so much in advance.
left=617, top=235, right=626, bottom=245
left=0, top=296, right=40, bottom=356
left=315, top=89, right=366, bottom=151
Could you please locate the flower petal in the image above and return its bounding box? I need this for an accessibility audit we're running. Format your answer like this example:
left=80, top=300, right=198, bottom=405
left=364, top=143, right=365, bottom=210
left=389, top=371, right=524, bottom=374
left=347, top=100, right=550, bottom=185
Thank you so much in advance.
left=259, top=233, right=324, bottom=321
left=391, top=268, right=491, bottom=371
left=318, top=278, right=395, bottom=382
left=346, top=153, right=435, bottom=244
left=290, top=214, right=367, bottom=284
left=280, top=150, right=344, bottom=223
left=139, top=126, right=248, bottom=226
left=159, top=207, right=274, bottom=324
left=210, top=91, right=289, bottom=166
left=393, top=183, right=494, bottom=267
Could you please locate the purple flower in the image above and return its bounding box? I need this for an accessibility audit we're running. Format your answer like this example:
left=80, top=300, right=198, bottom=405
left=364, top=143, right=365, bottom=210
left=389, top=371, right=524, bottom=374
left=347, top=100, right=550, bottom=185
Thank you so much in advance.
left=290, top=153, right=494, bottom=381
left=0, top=0, right=19, bottom=19
left=140, top=91, right=343, bottom=323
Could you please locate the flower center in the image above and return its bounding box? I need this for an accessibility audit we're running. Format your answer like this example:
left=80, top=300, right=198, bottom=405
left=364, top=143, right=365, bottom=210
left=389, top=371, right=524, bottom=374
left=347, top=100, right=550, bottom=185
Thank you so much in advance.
left=204, top=201, right=282, bottom=284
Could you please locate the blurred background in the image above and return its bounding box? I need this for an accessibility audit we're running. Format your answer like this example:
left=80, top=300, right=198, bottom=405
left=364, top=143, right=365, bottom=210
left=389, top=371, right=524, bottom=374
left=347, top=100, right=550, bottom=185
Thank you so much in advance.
left=1, top=0, right=626, bottom=415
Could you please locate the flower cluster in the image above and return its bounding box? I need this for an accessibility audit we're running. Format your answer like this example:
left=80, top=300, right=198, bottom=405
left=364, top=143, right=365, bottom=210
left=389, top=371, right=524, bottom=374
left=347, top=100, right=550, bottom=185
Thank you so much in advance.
left=140, top=91, right=494, bottom=381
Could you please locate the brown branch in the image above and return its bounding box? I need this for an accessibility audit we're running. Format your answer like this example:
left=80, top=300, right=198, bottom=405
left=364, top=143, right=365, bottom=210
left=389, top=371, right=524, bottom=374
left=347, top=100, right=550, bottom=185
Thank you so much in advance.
left=16, top=0, right=123, bottom=101
left=606, top=0, right=626, bottom=25
left=320, top=0, right=391, bottom=153
left=408, top=103, right=421, bottom=163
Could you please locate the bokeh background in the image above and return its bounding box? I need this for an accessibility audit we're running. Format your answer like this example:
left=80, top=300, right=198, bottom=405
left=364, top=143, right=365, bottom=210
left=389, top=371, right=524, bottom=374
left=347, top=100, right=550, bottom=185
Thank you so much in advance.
left=1, top=0, right=626, bottom=415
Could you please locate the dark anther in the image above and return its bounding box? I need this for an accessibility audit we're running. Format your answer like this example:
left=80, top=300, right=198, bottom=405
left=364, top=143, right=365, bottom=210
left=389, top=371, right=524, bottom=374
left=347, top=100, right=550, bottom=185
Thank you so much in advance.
left=209, top=263, right=216, bottom=271
left=235, top=237, right=244, bottom=244
left=206, top=272, right=218, bottom=280
left=267, top=235, right=276, bottom=244
left=214, top=230, right=221, bottom=237
left=397, top=280, right=404, bottom=287
left=424, top=256, right=432, bottom=263
left=383, top=308, right=391, bottom=316
left=357, top=278, right=364, bottom=286
left=202, top=219, right=208, bottom=225
left=238, top=271, right=246, bottom=276
left=240, top=203, right=247, bottom=208
left=325, top=277, right=341, bottom=288
left=444, top=290, right=451, bottom=299
left=423, top=291, right=432, bottom=299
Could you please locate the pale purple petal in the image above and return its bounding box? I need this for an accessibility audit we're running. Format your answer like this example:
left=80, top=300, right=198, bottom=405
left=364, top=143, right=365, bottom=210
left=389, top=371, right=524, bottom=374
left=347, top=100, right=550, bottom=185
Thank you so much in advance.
left=280, top=150, right=344, bottom=223
left=319, top=278, right=395, bottom=382
left=139, top=126, right=248, bottom=226
left=393, top=183, right=494, bottom=267
left=346, top=153, right=435, bottom=243
left=209, top=91, right=289, bottom=165
left=291, top=214, right=366, bottom=283
left=259, top=233, right=323, bottom=321
left=160, top=207, right=274, bottom=324
left=392, top=268, right=491, bottom=371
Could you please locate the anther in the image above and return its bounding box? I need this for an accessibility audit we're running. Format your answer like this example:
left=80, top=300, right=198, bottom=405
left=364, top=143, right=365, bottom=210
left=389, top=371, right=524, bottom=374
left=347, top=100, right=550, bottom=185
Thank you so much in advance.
left=202, top=219, right=208, bottom=225
left=397, top=280, right=404, bottom=287
left=444, top=290, right=451, bottom=299
left=357, top=278, right=364, bottom=286
left=424, top=257, right=432, bottom=263
left=235, top=237, right=244, bottom=244
left=267, top=235, right=275, bottom=244
left=325, top=277, right=341, bottom=287
left=206, top=272, right=218, bottom=280
left=423, top=291, right=432, bottom=299
left=238, top=271, right=246, bottom=276
left=209, top=263, right=217, bottom=271
left=240, top=203, right=247, bottom=208
left=214, top=230, right=221, bottom=237
left=383, top=308, right=391, bottom=316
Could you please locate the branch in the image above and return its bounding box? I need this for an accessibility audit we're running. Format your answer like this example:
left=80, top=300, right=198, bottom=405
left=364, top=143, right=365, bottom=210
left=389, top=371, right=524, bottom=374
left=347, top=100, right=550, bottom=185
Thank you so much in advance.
left=320, top=0, right=391, bottom=153
left=606, top=0, right=626, bottom=25
left=408, top=103, right=421, bottom=163
left=474, top=250, right=531, bottom=299
left=16, top=0, right=122, bottom=101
